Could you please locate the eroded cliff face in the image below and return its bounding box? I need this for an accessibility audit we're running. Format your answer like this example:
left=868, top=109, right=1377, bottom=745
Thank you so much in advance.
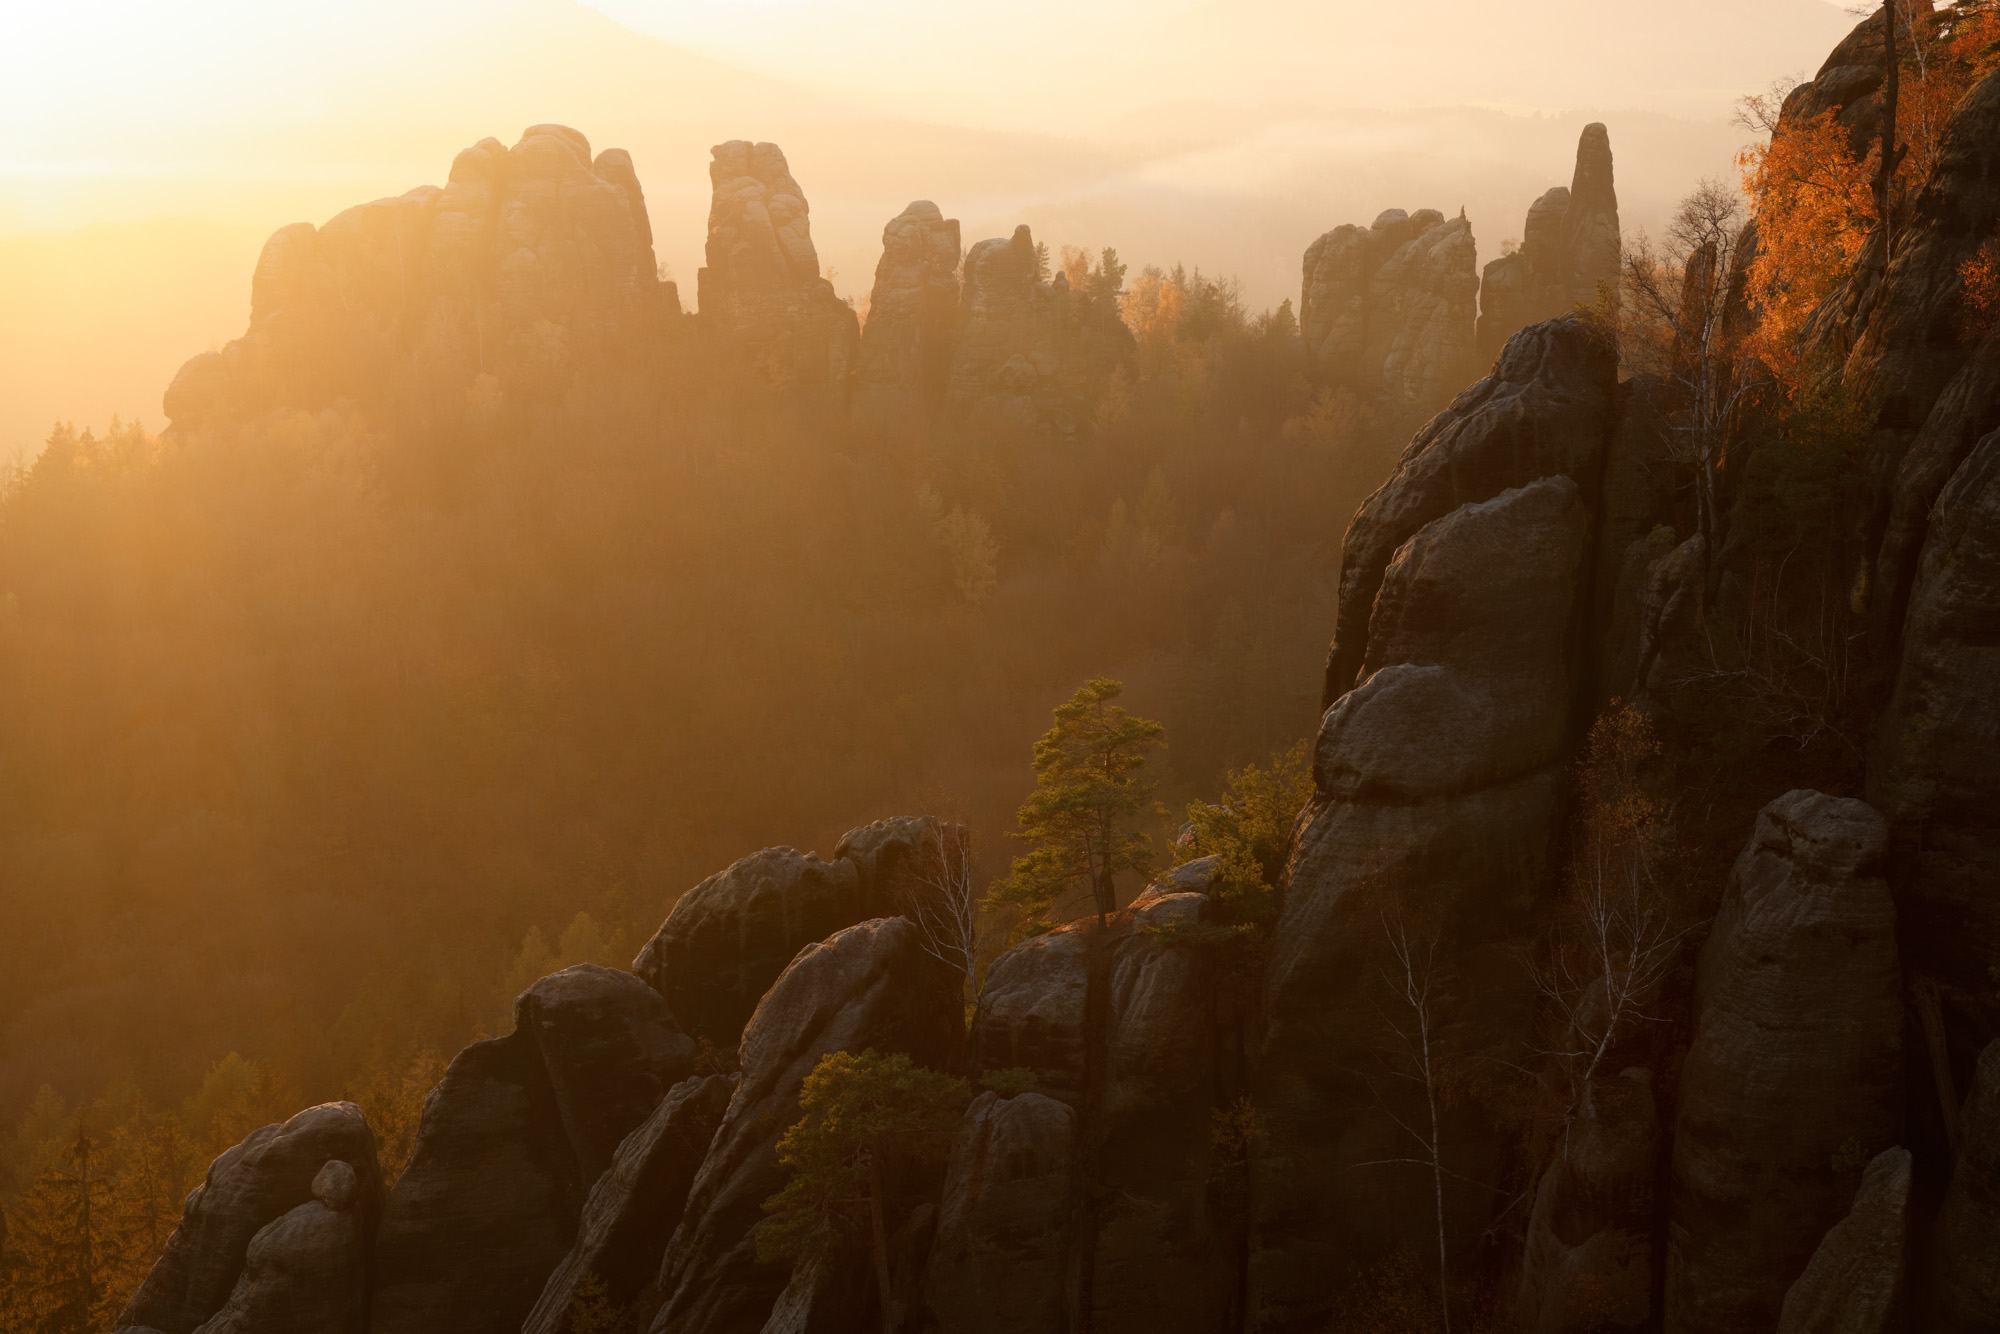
left=696, top=140, right=859, bottom=396
left=1300, top=208, right=1478, bottom=419
left=164, top=125, right=668, bottom=429
left=856, top=201, right=963, bottom=422
left=1476, top=123, right=1621, bottom=363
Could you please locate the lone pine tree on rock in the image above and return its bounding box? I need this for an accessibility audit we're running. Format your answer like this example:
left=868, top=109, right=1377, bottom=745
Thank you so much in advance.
left=986, top=677, right=1166, bottom=930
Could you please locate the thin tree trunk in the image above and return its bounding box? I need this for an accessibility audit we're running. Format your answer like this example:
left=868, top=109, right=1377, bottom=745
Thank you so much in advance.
left=1878, top=0, right=1901, bottom=263
left=868, top=1149, right=895, bottom=1334
left=1420, top=1025, right=1451, bottom=1334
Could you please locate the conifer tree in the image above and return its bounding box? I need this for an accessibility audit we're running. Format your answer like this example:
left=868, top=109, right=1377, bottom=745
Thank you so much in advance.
left=986, top=678, right=1165, bottom=929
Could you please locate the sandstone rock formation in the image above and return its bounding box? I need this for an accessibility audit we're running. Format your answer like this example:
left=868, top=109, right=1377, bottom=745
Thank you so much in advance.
left=923, top=1091, right=1076, bottom=1334
left=1871, top=430, right=2000, bottom=1028
left=1476, top=124, right=1621, bottom=362
left=1776, top=1146, right=1911, bottom=1334
left=1929, top=1040, right=2000, bottom=1331
left=1252, top=318, right=1620, bottom=1333
left=953, top=878, right=1236, bottom=1334
left=856, top=201, right=962, bottom=418
left=522, top=1073, right=733, bottom=1334
left=647, top=917, right=961, bottom=1334
left=632, top=816, right=950, bottom=1055
left=697, top=140, right=858, bottom=394
left=118, top=1103, right=382, bottom=1334
left=1513, top=1068, right=1660, bottom=1334
left=1665, top=792, right=1902, bottom=1334
left=188, top=1159, right=371, bottom=1334
left=164, top=125, right=667, bottom=429
left=1300, top=207, right=1478, bottom=418
left=370, top=966, right=695, bottom=1334
left=946, top=224, right=1135, bottom=436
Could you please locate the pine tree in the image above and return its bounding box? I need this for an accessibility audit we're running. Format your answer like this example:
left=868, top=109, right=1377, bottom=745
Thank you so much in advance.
left=985, top=678, right=1165, bottom=930
left=757, top=1051, right=969, bottom=1334
left=8, top=1121, right=118, bottom=1334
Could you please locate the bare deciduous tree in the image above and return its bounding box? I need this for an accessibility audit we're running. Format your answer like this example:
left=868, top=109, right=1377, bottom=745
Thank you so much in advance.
left=1621, top=180, right=1767, bottom=571
left=1353, top=900, right=1458, bottom=1334
left=898, top=818, right=983, bottom=987
left=1528, top=706, right=1696, bottom=1155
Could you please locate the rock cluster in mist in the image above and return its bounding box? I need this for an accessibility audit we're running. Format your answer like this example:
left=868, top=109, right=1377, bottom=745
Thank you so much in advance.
left=1300, top=207, right=1478, bottom=417
left=164, top=125, right=668, bottom=429
left=1475, top=122, right=1621, bottom=362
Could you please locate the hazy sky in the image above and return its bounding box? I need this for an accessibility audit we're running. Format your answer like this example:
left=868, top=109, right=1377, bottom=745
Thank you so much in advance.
left=1, top=0, right=1858, bottom=456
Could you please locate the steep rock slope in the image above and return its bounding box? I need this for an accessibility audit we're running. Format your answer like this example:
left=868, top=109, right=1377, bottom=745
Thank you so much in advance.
left=1665, top=792, right=1901, bottom=1334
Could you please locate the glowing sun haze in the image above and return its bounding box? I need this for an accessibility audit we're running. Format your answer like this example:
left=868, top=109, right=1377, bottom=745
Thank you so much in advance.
left=1, top=0, right=1855, bottom=457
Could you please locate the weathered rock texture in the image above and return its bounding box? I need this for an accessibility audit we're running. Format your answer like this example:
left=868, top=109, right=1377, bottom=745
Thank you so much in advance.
left=119, top=1103, right=383, bottom=1334
left=190, top=1159, right=372, bottom=1334
left=648, top=917, right=960, bottom=1334
left=522, top=1073, right=734, bottom=1334
left=856, top=201, right=962, bottom=418
left=696, top=140, right=858, bottom=392
left=945, top=224, right=1134, bottom=435
left=1775, top=1146, right=1911, bottom=1334
left=954, top=881, right=1237, bottom=1334
left=1476, top=124, right=1620, bottom=362
left=370, top=965, right=695, bottom=1334
left=1251, top=317, right=1620, bottom=1334
left=164, top=125, right=667, bottom=428
left=1514, top=1068, right=1660, bottom=1334
left=1665, top=792, right=1902, bottom=1334
left=1300, top=207, right=1478, bottom=417
left=1930, top=1040, right=2000, bottom=1332
left=632, top=816, right=950, bottom=1055
left=923, top=1092, right=1077, bottom=1334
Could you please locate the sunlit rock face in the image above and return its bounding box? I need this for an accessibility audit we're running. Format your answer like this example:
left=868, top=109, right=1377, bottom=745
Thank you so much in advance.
left=945, top=224, right=1135, bottom=436
left=856, top=200, right=962, bottom=422
left=162, top=124, right=668, bottom=429
left=1300, top=207, right=1479, bottom=417
left=1475, top=123, right=1620, bottom=362
left=696, top=139, right=859, bottom=395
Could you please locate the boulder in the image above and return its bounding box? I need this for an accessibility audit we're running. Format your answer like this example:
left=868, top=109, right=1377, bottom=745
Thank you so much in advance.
left=1301, top=207, right=1479, bottom=417
left=190, top=1160, right=372, bottom=1334
left=856, top=201, right=962, bottom=417
left=632, top=848, right=875, bottom=1055
left=118, top=1103, right=382, bottom=1334
left=163, top=124, right=664, bottom=428
left=945, top=224, right=1134, bottom=436
left=1514, top=1068, right=1659, bottom=1334
left=1665, top=792, right=1902, bottom=1334
left=648, top=917, right=960, bottom=1334
left=634, top=818, right=959, bottom=1057
left=696, top=140, right=858, bottom=392
left=371, top=966, right=694, bottom=1334
left=1930, top=1040, right=2000, bottom=1331
left=1776, top=1147, right=1911, bottom=1334
left=1476, top=124, right=1621, bottom=362
left=923, top=1092, right=1076, bottom=1334
left=522, top=1074, right=734, bottom=1334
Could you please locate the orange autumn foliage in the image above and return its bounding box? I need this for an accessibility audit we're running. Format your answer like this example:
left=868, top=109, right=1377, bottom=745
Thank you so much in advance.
left=1739, top=1, right=2000, bottom=371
